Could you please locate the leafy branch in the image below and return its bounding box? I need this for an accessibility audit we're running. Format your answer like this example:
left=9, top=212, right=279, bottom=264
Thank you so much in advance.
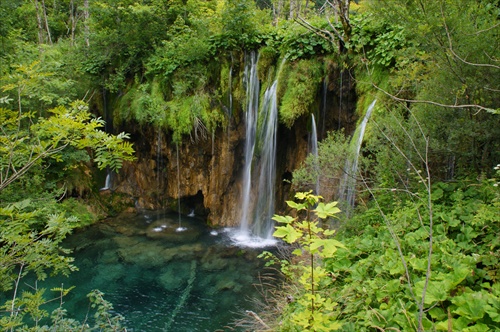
left=264, top=191, right=343, bottom=331
left=0, top=101, right=135, bottom=192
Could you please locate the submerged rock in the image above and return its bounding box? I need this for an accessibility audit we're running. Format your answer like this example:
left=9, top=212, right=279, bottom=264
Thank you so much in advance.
left=157, top=262, right=191, bottom=291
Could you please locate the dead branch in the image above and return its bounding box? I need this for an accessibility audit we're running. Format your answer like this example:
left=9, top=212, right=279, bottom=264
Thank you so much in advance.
left=245, top=310, right=271, bottom=330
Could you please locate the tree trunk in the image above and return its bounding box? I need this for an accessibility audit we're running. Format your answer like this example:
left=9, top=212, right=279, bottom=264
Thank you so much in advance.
left=84, top=0, right=89, bottom=46
left=41, top=0, right=52, bottom=44
left=32, top=0, right=45, bottom=47
left=70, top=0, right=76, bottom=46
left=337, top=0, right=351, bottom=42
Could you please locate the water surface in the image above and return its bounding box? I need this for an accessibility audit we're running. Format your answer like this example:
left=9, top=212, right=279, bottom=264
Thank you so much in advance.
left=41, top=211, right=273, bottom=331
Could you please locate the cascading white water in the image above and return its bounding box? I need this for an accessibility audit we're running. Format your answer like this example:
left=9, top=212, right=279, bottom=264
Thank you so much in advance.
left=233, top=53, right=285, bottom=246
left=100, top=170, right=112, bottom=191
left=253, top=80, right=279, bottom=239
left=309, top=114, right=320, bottom=195
left=339, top=100, right=377, bottom=210
left=238, top=52, right=259, bottom=238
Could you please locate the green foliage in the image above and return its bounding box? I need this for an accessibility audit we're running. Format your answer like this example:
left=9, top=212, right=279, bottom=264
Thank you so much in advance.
left=0, top=201, right=77, bottom=289
left=275, top=20, right=335, bottom=61
left=0, top=61, right=134, bottom=330
left=0, top=286, right=126, bottom=331
left=261, top=192, right=343, bottom=331
left=82, top=0, right=172, bottom=91
left=210, top=0, right=267, bottom=51
left=279, top=59, right=323, bottom=128
left=1, top=60, right=76, bottom=112
left=87, top=289, right=126, bottom=331
left=355, top=0, right=500, bottom=178
left=146, top=16, right=212, bottom=81
left=293, top=129, right=353, bottom=197
left=328, top=181, right=500, bottom=330
left=257, top=46, right=279, bottom=82
left=166, top=92, right=212, bottom=144
left=348, top=13, right=409, bottom=68
left=34, top=101, right=135, bottom=172
left=1, top=63, right=135, bottom=196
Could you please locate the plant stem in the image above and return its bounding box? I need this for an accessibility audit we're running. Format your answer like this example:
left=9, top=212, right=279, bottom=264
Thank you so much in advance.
left=10, top=263, right=24, bottom=332
left=307, top=208, right=315, bottom=318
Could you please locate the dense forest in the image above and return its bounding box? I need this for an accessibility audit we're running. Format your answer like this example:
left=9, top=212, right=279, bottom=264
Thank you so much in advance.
left=0, top=0, right=499, bottom=331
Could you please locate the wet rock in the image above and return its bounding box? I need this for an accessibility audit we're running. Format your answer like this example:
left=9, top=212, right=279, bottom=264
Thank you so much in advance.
left=157, top=263, right=191, bottom=291
left=200, top=255, right=228, bottom=271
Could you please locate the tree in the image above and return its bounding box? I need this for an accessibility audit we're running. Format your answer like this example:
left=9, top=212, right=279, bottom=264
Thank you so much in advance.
left=0, top=61, right=134, bottom=330
left=0, top=62, right=135, bottom=193
left=295, top=0, right=352, bottom=53
left=261, top=192, right=344, bottom=331
left=359, top=0, right=500, bottom=177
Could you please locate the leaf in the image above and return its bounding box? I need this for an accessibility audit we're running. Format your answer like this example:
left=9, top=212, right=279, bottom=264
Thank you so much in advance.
left=273, top=224, right=302, bottom=244
left=314, top=202, right=341, bottom=219
left=286, top=200, right=306, bottom=211
left=452, top=291, right=489, bottom=321
left=272, top=215, right=296, bottom=224
left=310, top=239, right=345, bottom=257
left=415, top=280, right=448, bottom=305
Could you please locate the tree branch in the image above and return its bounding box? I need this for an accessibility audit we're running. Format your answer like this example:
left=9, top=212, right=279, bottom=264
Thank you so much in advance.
left=369, top=81, right=497, bottom=114
left=441, top=5, right=500, bottom=70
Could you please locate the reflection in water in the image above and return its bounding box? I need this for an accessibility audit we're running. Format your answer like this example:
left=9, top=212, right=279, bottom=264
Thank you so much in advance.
left=36, top=212, right=275, bottom=331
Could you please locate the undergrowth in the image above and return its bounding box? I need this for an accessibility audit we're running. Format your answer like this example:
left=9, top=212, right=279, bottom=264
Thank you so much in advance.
left=262, top=181, right=500, bottom=331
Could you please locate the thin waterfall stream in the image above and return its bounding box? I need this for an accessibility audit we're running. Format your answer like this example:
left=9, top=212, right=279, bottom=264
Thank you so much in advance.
left=309, top=114, right=319, bottom=195
left=339, top=100, right=377, bottom=211
left=176, top=143, right=186, bottom=232
left=234, top=51, right=260, bottom=245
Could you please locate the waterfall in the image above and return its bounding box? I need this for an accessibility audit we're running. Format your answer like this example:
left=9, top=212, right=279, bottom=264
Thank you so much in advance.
left=238, top=52, right=260, bottom=237
left=339, top=100, right=377, bottom=211
left=309, top=114, right=320, bottom=195
left=253, top=80, right=279, bottom=239
left=234, top=53, right=284, bottom=246
left=100, top=169, right=112, bottom=191
left=176, top=144, right=186, bottom=232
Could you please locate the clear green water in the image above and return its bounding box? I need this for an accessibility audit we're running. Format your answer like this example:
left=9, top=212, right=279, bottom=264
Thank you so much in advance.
left=35, top=211, right=273, bottom=331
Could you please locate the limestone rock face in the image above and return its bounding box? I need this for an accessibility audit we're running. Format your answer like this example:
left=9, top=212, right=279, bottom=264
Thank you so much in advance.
left=113, top=117, right=246, bottom=227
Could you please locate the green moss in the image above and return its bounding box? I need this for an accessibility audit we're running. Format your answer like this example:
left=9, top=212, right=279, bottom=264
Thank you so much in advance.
left=59, top=198, right=98, bottom=227
left=354, top=63, right=390, bottom=117
left=278, top=58, right=324, bottom=128
left=257, top=46, right=278, bottom=82
left=113, top=78, right=167, bottom=127
left=165, top=91, right=224, bottom=144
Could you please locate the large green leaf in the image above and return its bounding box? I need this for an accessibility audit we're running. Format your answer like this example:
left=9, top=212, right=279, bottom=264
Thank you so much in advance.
left=273, top=224, right=302, bottom=244
left=314, top=202, right=341, bottom=219
left=452, top=291, right=489, bottom=321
